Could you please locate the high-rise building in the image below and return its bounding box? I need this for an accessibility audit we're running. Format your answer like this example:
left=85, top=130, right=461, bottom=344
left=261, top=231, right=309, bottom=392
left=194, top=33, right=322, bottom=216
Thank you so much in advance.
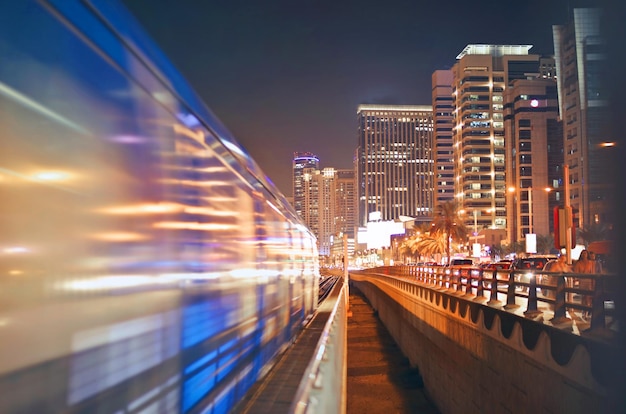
left=432, top=70, right=455, bottom=207
left=356, top=105, right=434, bottom=226
left=553, top=8, right=613, bottom=229
left=504, top=78, right=562, bottom=244
left=292, top=152, right=319, bottom=217
left=452, top=45, right=541, bottom=231
left=334, top=169, right=357, bottom=240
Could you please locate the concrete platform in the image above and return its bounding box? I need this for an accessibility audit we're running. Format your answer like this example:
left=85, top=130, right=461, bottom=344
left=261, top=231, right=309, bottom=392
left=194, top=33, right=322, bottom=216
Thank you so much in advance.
left=347, top=286, right=440, bottom=414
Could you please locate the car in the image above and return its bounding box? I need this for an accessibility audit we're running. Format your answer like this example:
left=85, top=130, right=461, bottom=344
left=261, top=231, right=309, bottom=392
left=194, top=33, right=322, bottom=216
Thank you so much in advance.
left=481, top=261, right=513, bottom=288
left=449, top=258, right=475, bottom=266
left=484, top=261, right=512, bottom=270
left=511, top=255, right=558, bottom=290
left=511, top=255, right=557, bottom=271
left=483, top=260, right=512, bottom=279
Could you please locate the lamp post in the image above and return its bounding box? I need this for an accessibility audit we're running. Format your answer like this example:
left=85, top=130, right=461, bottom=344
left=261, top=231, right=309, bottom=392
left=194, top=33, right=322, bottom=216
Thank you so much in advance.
left=473, top=209, right=478, bottom=244
left=472, top=209, right=480, bottom=257
left=528, top=187, right=533, bottom=234
left=470, top=208, right=493, bottom=257
left=508, top=185, right=552, bottom=252
left=526, top=187, right=536, bottom=254
left=564, top=165, right=572, bottom=264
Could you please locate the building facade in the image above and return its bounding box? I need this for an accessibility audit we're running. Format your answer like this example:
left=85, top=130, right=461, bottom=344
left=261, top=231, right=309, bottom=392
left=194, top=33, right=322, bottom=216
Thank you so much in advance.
left=334, top=169, right=357, bottom=240
left=451, top=45, right=541, bottom=232
left=553, top=8, right=612, bottom=229
left=504, top=78, right=562, bottom=244
left=356, top=105, right=434, bottom=226
left=300, top=166, right=320, bottom=243
left=316, top=168, right=336, bottom=257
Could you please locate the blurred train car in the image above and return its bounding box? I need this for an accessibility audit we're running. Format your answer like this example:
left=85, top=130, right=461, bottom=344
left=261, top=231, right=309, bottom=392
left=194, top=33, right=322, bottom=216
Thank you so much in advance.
left=0, top=1, right=319, bottom=412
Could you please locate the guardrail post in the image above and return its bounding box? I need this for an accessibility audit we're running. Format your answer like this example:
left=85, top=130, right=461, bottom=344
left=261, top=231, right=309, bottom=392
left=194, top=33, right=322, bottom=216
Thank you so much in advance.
left=475, top=269, right=483, bottom=296
left=550, top=274, right=571, bottom=325
left=462, top=269, right=471, bottom=296
left=487, top=269, right=502, bottom=307
left=524, top=272, right=542, bottom=318
left=474, top=269, right=487, bottom=302
left=588, top=276, right=608, bottom=333
left=504, top=270, right=519, bottom=310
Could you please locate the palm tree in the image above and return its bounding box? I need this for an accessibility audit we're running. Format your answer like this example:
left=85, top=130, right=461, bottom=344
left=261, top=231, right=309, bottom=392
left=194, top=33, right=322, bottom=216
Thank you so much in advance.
left=431, top=201, right=468, bottom=265
left=489, top=244, right=505, bottom=260
left=398, top=239, right=417, bottom=263
left=505, top=240, right=530, bottom=256
left=536, top=234, right=556, bottom=254
left=578, top=222, right=610, bottom=246
left=413, top=229, right=447, bottom=261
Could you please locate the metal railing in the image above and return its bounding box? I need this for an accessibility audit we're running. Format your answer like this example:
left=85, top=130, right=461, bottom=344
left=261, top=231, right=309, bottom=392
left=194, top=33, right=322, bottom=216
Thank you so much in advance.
left=290, top=278, right=348, bottom=414
left=368, top=265, right=618, bottom=335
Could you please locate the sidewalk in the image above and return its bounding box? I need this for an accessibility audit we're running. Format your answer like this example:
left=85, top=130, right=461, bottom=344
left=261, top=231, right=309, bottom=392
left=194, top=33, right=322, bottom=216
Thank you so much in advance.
left=347, top=286, right=440, bottom=414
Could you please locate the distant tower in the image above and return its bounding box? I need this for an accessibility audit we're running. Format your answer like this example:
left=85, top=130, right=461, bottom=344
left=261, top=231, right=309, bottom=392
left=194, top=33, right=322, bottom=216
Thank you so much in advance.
left=292, top=152, right=319, bottom=219
left=317, top=168, right=336, bottom=256
left=432, top=70, right=455, bottom=207
left=553, top=8, right=612, bottom=229
left=294, top=160, right=356, bottom=258
left=356, top=105, right=434, bottom=226
left=334, top=169, right=357, bottom=240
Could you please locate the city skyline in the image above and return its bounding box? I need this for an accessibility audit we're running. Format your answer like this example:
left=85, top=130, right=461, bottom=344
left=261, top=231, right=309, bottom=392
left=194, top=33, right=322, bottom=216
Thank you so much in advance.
left=120, top=0, right=597, bottom=197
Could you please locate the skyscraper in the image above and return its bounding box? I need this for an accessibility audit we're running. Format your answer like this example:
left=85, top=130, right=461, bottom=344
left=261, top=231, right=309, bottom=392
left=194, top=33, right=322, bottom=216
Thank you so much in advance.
left=356, top=105, right=434, bottom=226
left=451, top=45, right=541, bottom=231
left=292, top=155, right=357, bottom=260
left=553, top=8, right=612, bottom=229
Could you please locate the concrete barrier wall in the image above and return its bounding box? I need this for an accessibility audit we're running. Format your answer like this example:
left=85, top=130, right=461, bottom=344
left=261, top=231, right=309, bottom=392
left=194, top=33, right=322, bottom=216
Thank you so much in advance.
left=349, top=273, right=620, bottom=414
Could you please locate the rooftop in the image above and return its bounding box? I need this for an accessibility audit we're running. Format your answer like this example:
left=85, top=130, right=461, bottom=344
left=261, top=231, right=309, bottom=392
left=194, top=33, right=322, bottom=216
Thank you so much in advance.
left=456, top=44, right=533, bottom=59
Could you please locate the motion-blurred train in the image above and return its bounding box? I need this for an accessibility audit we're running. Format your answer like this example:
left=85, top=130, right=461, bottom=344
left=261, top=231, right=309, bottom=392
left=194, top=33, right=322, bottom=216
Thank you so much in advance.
left=0, top=1, right=319, bottom=412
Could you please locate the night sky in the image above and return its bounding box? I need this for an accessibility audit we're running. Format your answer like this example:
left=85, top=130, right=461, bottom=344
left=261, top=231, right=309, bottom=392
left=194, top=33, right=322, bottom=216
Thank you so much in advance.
left=120, top=0, right=597, bottom=197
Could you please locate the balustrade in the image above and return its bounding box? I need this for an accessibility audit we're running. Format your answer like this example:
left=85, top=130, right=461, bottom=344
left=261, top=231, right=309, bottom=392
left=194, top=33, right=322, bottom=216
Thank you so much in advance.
left=364, top=264, right=618, bottom=335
